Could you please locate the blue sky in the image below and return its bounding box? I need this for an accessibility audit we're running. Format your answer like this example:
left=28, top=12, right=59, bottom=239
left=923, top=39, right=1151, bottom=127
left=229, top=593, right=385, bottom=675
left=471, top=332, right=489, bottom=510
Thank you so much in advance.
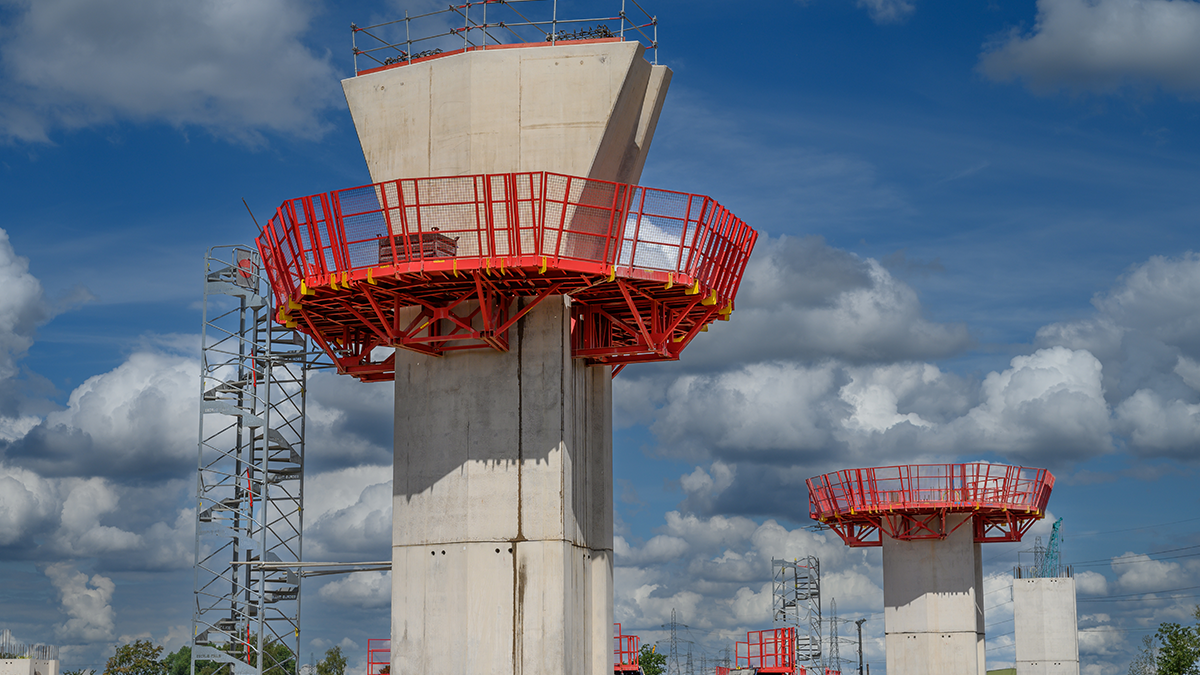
left=2, top=0, right=1200, bottom=673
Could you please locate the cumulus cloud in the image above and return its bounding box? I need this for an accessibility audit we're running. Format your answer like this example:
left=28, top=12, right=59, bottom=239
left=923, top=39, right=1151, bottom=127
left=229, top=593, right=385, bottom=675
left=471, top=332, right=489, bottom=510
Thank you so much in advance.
left=980, top=0, right=1200, bottom=96
left=1113, top=552, right=1183, bottom=592
left=45, top=563, right=116, bottom=644
left=0, top=0, right=339, bottom=143
left=949, top=346, right=1112, bottom=461
left=317, top=572, right=391, bottom=609
left=1039, top=252, right=1200, bottom=457
left=5, top=350, right=198, bottom=478
left=683, top=236, right=970, bottom=368
left=305, top=468, right=392, bottom=560
left=615, top=509, right=880, bottom=655
left=1075, top=570, right=1109, bottom=596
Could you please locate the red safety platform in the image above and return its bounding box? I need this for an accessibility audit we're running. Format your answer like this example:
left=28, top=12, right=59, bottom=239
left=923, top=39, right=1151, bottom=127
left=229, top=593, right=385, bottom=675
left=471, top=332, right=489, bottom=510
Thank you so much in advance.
left=807, top=463, right=1055, bottom=547
left=613, top=623, right=640, bottom=673
left=735, top=627, right=796, bottom=674
left=366, top=638, right=389, bottom=675
left=257, top=171, right=756, bottom=381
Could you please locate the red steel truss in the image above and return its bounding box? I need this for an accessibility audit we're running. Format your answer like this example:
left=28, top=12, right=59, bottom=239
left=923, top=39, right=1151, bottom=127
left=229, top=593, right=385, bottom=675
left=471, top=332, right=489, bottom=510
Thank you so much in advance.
left=613, top=623, right=640, bottom=673
left=807, top=463, right=1055, bottom=547
left=735, top=627, right=797, bottom=673
left=256, top=171, right=756, bottom=381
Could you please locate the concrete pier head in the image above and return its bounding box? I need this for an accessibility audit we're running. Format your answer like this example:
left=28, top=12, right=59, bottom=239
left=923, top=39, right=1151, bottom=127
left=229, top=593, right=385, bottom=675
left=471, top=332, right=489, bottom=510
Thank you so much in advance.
left=808, top=464, right=1056, bottom=675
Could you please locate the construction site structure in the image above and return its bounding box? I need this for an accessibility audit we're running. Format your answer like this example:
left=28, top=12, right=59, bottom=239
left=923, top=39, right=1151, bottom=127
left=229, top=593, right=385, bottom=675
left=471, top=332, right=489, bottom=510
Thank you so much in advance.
left=613, top=624, right=640, bottom=673
left=254, top=4, right=757, bottom=674
left=366, top=639, right=390, bottom=675
left=1013, top=519, right=1078, bottom=675
left=772, top=558, right=821, bottom=664
left=808, top=463, right=1055, bottom=675
left=193, top=247, right=318, bottom=675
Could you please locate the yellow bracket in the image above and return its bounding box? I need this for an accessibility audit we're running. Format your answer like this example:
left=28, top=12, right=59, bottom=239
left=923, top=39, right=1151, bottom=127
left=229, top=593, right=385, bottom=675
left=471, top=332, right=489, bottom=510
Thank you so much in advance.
left=664, top=273, right=674, bottom=290
left=341, top=271, right=349, bottom=287
left=368, top=268, right=377, bottom=285
left=329, top=277, right=339, bottom=291
left=286, top=321, right=297, bottom=328
left=539, top=257, right=547, bottom=274
left=288, top=299, right=301, bottom=311
left=685, top=280, right=700, bottom=295
left=719, top=302, right=733, bottom=316
left=700, top=324, right=708, bottom=332
left=606, top=267, right=616, bottom=283
left=453, top=259, right=459, bottom=278
left=701, top=291, right=717, bottom=306
left=300, top=280, right=315, bottom=296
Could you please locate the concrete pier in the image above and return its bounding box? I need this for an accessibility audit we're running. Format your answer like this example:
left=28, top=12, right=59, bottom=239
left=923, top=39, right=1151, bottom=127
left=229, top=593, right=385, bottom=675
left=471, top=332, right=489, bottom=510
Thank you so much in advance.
left=338, top=39, right=671, bottom=675
left=391, top=298, right=611, bottom=674
left=882, top=515, right=986, bottom=675
left=1014, top=577, right=1080, bottom=675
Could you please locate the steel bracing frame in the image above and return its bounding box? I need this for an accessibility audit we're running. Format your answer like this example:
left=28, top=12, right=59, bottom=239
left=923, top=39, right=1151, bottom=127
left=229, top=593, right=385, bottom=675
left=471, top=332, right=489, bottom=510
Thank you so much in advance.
left=192, top=246, right=316, bottom=675
left=773, top=557, right=822, bottom=665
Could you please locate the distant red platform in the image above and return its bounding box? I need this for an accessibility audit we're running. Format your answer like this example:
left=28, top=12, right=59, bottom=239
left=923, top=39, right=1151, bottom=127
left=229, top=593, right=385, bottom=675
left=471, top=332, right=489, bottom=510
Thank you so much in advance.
left=257, top=171, right=756, bottom=381
left=807, top=463, right=1055, bottom=547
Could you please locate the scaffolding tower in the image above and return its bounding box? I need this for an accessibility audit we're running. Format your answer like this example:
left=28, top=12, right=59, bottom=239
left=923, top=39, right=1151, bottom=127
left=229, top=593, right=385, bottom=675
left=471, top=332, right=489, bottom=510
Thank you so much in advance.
left=192, top=246, right=316, bottom=675
left=772, top=557, right=822, bottom=664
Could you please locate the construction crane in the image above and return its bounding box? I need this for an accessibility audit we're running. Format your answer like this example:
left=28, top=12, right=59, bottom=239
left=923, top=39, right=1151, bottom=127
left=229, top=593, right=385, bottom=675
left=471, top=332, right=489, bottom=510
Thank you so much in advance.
left=1036, top=517, right=1063, bottom=578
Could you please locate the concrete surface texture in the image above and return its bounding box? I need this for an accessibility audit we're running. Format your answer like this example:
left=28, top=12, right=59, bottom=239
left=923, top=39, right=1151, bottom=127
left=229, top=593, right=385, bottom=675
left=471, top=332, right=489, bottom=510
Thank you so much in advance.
left=1013, top=577, right=1080, bottom=675
left=392, top=296, right=613, bottom=674
left=0, top=660, right=57, bottom=675
left=342, top=40, right=671, bottom=185
left=882, top=514, right=987, bottom=675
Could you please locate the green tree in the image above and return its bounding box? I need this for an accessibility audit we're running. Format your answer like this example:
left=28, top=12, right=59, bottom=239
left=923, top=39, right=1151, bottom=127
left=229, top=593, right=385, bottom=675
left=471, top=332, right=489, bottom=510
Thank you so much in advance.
left=639, top=644, right=667, bottom=675
left=316, top=647, right=345, bottom=675
left=104, top=641, right=166, bottom=675
left=1128, top=634, right=1159, bottom=675
left=1155, top=609, right=1200, bottom=675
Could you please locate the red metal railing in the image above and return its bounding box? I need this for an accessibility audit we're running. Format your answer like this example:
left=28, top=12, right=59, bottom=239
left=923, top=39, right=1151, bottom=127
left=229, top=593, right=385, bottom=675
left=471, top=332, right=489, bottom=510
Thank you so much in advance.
left=613, top=623, right=640, bottom=672
left=259, top=172, right=753, bottom=309
left=735, top=627, right=796, bottom=674
left=807, top=463, right=1055, bottom=547
left=366, top=639, right=389, bottom=675
left=256, top=171, right=756, bottom=380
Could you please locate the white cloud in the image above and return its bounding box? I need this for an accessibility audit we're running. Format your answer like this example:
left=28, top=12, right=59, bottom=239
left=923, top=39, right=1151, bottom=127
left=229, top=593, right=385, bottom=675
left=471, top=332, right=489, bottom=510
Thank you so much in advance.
left=683, top=236, right=970, bottom=367
left=317, top=572, right=390, bottom=609
left=0, top=0, right=339, bottom=143
left=1075, top=570, right=1109, bottom=596
left=0, top=228, right=49, bottom=384
left=0, top=463, right=58, bottom=546
left=856, top=0, right=915, bottom=24
left=980, top=0, right=1200, bottom=96
left=1113, top=552, right=1183, bottom=592
left=305, top=470, right=392, bottom=560
left=950, top=346, right=1112, bottom=460
left=45, top=563, right=116, bottom=644
left=7, top=350, right=198, bottom=477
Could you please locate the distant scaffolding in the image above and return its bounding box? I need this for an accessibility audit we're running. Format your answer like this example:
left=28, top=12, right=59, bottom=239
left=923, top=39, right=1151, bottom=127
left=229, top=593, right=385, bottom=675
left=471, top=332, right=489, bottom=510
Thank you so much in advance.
left=192, top=246, right=318, bottom=675
left=772, top=557, right=821, bottom=664
left=351, top=0, right=660, bottom=74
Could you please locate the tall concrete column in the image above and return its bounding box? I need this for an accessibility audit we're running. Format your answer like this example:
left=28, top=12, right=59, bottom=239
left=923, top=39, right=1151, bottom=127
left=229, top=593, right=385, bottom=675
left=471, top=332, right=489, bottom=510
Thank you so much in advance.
left=1014, top=577, right=1079, bottom=675
left=882, top=514, right=986, bottom=675
left=341, top=38, right=671, bottom=675
left=392, top=296, right=612, bottom=674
